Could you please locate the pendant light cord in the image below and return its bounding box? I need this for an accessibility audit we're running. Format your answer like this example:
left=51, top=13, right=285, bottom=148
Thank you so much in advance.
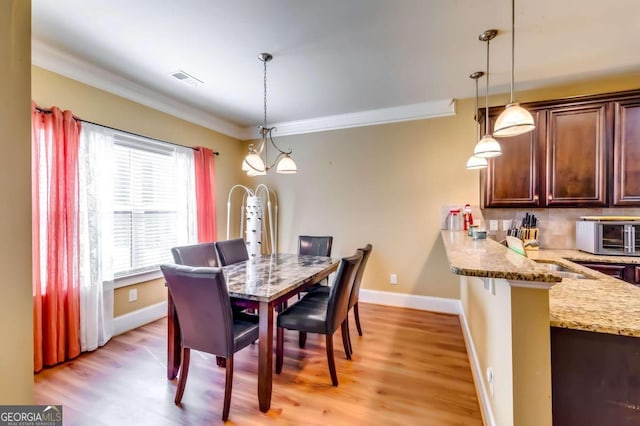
left=475, top=78, right=480, bottom=140
left=485, top=37, right=491, bottom=136
left=510, top=0, right=515, bottom=104
left=263, top=58, right=268, bottom=129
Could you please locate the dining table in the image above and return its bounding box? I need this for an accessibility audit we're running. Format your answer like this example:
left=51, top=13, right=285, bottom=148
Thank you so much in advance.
left=166, top=253, right=340, bottom=413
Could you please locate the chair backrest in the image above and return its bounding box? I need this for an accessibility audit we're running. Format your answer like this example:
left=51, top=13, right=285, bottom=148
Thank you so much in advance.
left=215, top=238, right=249, bottom=266
left=161, top=264, right=234, bottom=357
left=171, top=242, right=218, bottom=267
left=326, top=251, right=363, bottom=333
left=349, top=244, right=373, bottom=309
left=298, top=235, right=333, bottom=257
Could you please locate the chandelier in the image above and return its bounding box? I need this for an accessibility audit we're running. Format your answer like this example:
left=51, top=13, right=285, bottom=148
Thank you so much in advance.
left=242, top=53, right=297, bottom=176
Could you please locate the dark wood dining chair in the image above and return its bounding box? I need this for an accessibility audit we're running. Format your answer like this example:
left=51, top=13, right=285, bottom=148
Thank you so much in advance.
left=171, top=242, right=236, bottom=367
left=275, top=251, right=362, bottom=386
left=160, top=264, right=259, bottom=421
left=308, top=244, right=373, bottom=358
left=298, top=235, right=333, bottom=257
left=297, top=235, right=333, bottom=296
left=215, top=238, right=249, bottom=266
left=171, top=242, right=218, bottom=267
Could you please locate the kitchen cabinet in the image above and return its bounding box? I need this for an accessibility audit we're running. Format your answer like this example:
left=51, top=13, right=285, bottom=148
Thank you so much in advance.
left=545, top=103, right=608, bottom=206
left=551, top=327, right=640, bottom=426
left=613, top=98, right=640, bottom=205
left=576, top=261, right=640, bottom=286
left=483, top=110, right=546, bottom=207
left=482, top=89, right=640, bottom=208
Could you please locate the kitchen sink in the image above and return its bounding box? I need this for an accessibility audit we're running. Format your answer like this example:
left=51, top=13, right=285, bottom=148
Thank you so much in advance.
left=534, top=260, right=593, bottom=280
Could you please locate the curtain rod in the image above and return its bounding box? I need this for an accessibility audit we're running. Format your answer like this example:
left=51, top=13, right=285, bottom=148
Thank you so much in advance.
left=34, top=106, right=219, bottom=156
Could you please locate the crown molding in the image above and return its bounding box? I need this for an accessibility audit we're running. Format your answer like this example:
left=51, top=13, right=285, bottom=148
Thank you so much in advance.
left=239, top=99, right=457, bottom=140
left=32, top=39, right=246, bottom=140
left=32, top=39, right=456, bottom=142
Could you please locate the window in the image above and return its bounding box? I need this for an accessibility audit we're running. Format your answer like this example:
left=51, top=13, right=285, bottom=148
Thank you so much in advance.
left=112, top=135, right=196, bottom=277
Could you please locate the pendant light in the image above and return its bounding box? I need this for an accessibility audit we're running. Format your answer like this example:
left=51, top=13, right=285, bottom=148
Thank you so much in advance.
left=473, top=29, right=502, bottom=158
left=493, top=0, right=535, bottom=137
left=242, top=53, right=298, bottom=176
left=466, top=71, right=488, bottom=170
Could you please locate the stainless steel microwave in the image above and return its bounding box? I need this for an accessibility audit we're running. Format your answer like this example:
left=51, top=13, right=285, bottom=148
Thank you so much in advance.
left=576, top=216, right=640, bottom=256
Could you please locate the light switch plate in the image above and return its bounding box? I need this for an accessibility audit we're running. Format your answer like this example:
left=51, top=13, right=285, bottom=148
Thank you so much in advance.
left=489, top=220, right=498, bottom=231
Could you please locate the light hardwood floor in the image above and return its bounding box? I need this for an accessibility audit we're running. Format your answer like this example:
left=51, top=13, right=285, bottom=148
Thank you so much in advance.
left=34, top=303, right=482, bottom=425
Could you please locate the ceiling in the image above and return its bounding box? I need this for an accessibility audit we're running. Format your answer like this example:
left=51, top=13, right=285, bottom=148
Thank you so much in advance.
left=32, top=0, right=640, bottom=139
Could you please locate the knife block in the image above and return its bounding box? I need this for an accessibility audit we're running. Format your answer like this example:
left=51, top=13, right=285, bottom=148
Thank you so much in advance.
left=522, top=227, right=539, bottom=251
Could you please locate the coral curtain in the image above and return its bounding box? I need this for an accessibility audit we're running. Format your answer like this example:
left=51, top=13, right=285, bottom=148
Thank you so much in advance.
left=193, top=147, right=217, bottom=242
left=32, top=103, right=82, bottom=372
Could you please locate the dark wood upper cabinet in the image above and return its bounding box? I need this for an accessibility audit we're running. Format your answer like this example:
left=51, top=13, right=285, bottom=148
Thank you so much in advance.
left=482, top=89, right=640, bottom=208
left=483, top=110, right=545, bottom=207
left=613, top=98, right=640, bottom=205
left=545, top=103, right=609, bottom=206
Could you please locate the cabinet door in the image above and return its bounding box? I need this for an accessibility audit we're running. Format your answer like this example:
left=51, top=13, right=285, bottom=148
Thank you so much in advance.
left=545, top=103, right=609, bottom=206
left=633, top=266, right=640, bottom=285
left=482, top=110, right=546, bottom=207
left=577, top=262, right=626, bottom=280
left=613, top=99, right=640, bottom=206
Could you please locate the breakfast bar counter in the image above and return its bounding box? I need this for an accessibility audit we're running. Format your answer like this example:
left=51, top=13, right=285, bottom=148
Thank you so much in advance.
left=442, top=231, right=640, bottom=425
left=441, top=231, right=640, bottom=337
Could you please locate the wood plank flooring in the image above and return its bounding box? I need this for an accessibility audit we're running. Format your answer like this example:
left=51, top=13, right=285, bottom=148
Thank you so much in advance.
left=34, top=303, right=482, bottom=425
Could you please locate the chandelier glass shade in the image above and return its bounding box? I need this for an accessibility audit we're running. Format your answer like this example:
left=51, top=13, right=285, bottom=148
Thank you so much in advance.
left=242, top=53, right=297, bottom=176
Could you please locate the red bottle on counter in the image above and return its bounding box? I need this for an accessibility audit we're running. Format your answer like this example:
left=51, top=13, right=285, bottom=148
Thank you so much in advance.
left=463, top=204, right=473, bottom=231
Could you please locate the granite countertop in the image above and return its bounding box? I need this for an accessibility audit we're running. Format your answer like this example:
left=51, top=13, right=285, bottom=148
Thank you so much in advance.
left=441, top=230, right=561, bottom=285
left=528, top=250, right=640, bottom=337
left=441, top=231, right=640, bottom=337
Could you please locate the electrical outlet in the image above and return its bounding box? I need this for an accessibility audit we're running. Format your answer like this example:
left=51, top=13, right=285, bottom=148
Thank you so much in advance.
left=489, top=220, right=498, bottom=231
left=502, top=219, right=512, bottom=231
left=487, top=367, right=495, bottom=397
left=128, top=288, right=138, bottom=303
left=390, top=274, right=398, bottom=285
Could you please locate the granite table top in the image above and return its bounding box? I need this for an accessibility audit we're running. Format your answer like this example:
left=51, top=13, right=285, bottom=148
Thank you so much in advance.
left=222, top=253, right=339, bottom=303
left=441, top=231, right=640, bottom=337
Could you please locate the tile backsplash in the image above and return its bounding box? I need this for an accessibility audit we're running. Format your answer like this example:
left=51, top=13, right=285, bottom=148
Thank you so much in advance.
left=482, top=207, right=640, bottom=249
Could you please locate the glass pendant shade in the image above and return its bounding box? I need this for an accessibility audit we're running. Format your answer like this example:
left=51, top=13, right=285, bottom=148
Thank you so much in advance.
left=473, top=134, right=502, bottom=158
left=247, top=168, right=267, bottom=177
left=276, top=155, right=298, bottom=174
left=466, top=155, right=488, bottom=170
left=493, top=103, right=535, bottom=137
left=243, top=152, right=265, bottom=173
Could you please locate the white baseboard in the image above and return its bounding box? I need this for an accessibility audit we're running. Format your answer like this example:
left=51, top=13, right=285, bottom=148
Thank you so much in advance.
left=459, top=304, right=496, bottom=426
left=113, top=301, right=168, bottom=336
left=359, top=289, right=461, bottom=315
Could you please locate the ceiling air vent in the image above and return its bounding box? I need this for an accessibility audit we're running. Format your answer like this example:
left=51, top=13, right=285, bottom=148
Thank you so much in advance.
left=170, top=70, right=204, bottom=87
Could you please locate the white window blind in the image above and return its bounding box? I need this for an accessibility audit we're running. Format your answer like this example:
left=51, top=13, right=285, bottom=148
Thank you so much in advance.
left=112, top=135, right=195, bottom=277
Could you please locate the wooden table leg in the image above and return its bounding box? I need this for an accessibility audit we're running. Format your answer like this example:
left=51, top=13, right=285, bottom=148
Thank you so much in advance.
left=258, top=301, right=273, bottom=412
left=167, top=293, right=181, bottom=380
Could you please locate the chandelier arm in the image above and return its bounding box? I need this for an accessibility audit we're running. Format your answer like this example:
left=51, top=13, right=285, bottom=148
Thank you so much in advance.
left=266, top=127, right=292, bottom=155
left=265, top=151, right=286, bottom=170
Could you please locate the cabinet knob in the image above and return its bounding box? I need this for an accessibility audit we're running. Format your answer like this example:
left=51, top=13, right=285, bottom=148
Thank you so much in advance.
left=548, top=195, right=553, bottom=201
left=533, top=194, right=539, bottom=201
